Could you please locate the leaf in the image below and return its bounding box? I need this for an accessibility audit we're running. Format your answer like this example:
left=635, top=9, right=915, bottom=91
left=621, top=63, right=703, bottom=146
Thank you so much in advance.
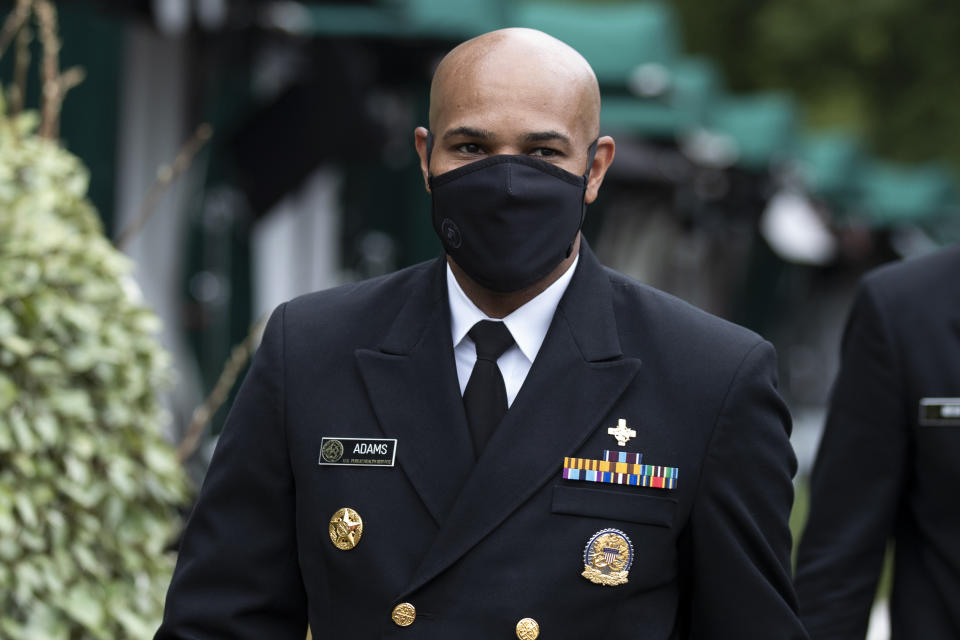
left=24, top=601, right=70, bottom=640
left=144, top=445, right=178, bottom=476
left=8, top=410, right=37, bottom=452
left=14, top=493, right=39, bottom=529
left=60, top=585, right=105, bottom=630
left=0, top=306, right=16, bottom=336
left=72, top=544, right=101, bottom=577
left=0, top=536, right=18, bottom=561
left=0, top=373, right=16, bottom=411
left=113, top=606, right=157, bottom=639
left=0, top=506, right=15, bottom=538
left=49, top=389, right=95, bottom=422
left=0, top=334, right=32, bottom=358
left=13, top=111, right=39, bottom=137
left=30, top=411, right=58, bottom=446
left=11, top=453, right=36, bottom=478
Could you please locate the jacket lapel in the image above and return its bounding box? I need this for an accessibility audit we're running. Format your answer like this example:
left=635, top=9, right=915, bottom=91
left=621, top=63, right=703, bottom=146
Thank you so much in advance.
left=355, top=258, right=475, bottom=526
left=399, top=243, right=643, bottom=598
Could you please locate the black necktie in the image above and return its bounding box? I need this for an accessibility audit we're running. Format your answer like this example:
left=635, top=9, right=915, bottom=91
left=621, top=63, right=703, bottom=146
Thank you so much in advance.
left=463, top=320, right=515, bottom=457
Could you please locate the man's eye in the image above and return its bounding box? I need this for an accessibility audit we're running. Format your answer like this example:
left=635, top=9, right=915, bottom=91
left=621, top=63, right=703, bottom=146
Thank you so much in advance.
left=530, top=148, right=560, bottom=157
left=455, top=143, right=483, bottom=154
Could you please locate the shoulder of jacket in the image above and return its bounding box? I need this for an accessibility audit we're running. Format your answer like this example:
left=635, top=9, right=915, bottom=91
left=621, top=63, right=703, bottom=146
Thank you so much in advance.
left=862, top=244, right=960, bottom=309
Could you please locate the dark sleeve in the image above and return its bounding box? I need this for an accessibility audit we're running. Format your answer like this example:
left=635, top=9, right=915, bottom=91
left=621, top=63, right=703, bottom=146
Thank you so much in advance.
left=795, top=280, right=906, bottom=639
left=689, top=340, right=808, bottom=639
left=156, top=304, right=307, bottom=639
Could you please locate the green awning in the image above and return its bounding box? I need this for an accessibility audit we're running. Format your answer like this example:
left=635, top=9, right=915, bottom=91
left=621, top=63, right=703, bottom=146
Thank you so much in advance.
left=511, top=1, right=681, bottom=88
left=856, top=162, right=958, bottom=226
left=706, top=93, right=798, bottom=170
left=670, top=57, right=724, bottom=126
left=601, top=97, right=681, bottom=137
left=600, top=57, right=724, bottom=136
left=302, top=0, right=507, bottom=39
left=796, top=131, right=864, bottom=206
left=395, top=0, right=508, bottom=37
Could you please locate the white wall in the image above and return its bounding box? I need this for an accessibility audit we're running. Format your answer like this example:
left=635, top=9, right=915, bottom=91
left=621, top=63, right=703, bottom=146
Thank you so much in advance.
left=114, top=23, right=207, bottom=469
left=251, top=167, right=344, bottom=319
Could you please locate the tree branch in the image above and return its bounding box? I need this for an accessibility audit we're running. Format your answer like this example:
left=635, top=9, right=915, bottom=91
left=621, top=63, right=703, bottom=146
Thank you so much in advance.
left=0, top=0, right=31, bottom=62
left=176, top=314, right=268, bottom=463
left=9, top=19, right=31, bottom=116
left=113, top=123, right=213, bottom=250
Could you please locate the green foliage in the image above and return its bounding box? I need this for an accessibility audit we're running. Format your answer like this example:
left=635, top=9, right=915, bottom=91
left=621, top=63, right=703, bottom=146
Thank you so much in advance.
left=667, top=0, right=960, bottom=171
left=0, top=90, right=187, bottom=638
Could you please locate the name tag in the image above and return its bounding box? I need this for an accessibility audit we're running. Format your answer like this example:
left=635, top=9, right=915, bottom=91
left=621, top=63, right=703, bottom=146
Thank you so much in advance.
left=319, top=437, right=397, bottom=467
left=919, top=398, right=960, bottom=426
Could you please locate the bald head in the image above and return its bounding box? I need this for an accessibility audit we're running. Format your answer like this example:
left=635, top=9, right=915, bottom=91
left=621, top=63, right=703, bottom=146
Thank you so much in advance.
left=429, top=28, right=602, bottom=140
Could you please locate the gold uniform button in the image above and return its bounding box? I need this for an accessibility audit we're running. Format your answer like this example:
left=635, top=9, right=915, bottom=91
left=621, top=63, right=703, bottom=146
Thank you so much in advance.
left=328, top=507, right=363, bottom=550
left=391, top=602, right=416, bottom=627
left=516, top=617, right=540, bottom=639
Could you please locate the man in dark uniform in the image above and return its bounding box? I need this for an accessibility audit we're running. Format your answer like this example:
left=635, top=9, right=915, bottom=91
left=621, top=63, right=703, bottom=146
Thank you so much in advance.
left=796, top=244, right=960, bottom=639
left=157, top=28, right=807, bottom=638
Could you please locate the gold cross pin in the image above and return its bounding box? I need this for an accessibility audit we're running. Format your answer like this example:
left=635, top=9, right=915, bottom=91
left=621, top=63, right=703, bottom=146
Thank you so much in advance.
left=607, top=418, right=637, bottom=447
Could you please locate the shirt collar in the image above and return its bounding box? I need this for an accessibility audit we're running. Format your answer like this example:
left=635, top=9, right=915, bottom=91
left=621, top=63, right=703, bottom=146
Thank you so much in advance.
left=447, top=254, right=580, bottom=364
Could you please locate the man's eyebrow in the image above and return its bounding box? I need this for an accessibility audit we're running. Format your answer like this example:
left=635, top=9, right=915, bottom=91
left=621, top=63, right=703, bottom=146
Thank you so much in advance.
left=442, top=126, right=493, bottom=140
left=524, top=130, right=571, bottom=145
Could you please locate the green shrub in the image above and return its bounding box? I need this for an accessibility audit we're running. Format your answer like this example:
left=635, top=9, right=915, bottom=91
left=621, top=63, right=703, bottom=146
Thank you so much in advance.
left=0, top=90, right=188, bottom=638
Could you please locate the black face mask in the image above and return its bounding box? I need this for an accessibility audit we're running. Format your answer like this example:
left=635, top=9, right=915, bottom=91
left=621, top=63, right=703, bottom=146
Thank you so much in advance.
left=427, top=134, right=598, bottom=293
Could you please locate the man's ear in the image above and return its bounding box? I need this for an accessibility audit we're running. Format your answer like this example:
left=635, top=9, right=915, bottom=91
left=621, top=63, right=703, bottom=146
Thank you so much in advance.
left=414, top=126, right=431, bottom=193
left=584, top=136, right=615, bottom=204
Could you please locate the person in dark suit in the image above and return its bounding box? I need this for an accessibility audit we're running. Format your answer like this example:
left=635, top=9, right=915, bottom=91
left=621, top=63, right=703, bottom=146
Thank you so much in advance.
left=796, top=244, right=960, bottom=639
left=157, top=28, right=807, bottom=639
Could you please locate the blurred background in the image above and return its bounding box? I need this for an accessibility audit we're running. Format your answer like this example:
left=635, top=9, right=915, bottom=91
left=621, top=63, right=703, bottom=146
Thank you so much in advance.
left=3, top=0, right=959, bottom=637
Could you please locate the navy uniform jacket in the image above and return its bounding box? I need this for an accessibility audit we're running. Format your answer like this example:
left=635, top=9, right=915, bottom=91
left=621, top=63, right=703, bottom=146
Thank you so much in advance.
left=796, top=245, right=960, bottom=639
left=156, top=244, right=806, bottom=638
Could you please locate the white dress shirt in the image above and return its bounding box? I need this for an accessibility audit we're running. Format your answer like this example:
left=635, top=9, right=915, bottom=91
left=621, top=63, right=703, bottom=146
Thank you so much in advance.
left=447, top=255, right=579, bottom=408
